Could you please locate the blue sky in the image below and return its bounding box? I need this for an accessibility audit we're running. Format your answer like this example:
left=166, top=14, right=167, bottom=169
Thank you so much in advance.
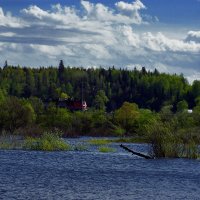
left=1, top=0, right=199, bottom=25
left=0, top=0, right=200, bottom=82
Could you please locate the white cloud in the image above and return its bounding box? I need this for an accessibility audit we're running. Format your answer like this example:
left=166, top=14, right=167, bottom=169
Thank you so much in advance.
left=81, top=0, right=146, bottom=24
left=21, top=4, right=80, bottom=25
left=119, top=25, right=140, bottom=47
left=30, top=44, right=75, bottom=57
left=81, top=0, right=95, bottom=15
left=115, top=0, right=146, bottom=24
left=141, top=32, right=200, bottom=53
left=22, top=5, right=48, bottom=20
left=185, top=31, right=200, bottom=43
left=116, top=0, right=146, bottom=11
left=186, top=72, right=200, bottom=84
left=0, top=7, right=26, bottom=28
left=84, top=43, right=111, bottom=59
left=0, top=32, right=16, bottom=37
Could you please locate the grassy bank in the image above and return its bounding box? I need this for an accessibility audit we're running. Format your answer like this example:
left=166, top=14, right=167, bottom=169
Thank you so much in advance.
left=0, top=132, right=199, bottom=159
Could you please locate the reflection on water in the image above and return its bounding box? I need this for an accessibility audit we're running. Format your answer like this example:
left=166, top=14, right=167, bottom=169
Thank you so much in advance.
left=0, top=138, right=200, bottom=200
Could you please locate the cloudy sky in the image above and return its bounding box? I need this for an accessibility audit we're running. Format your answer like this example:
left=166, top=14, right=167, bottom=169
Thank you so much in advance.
left=0, top=0, right=200, bottom=82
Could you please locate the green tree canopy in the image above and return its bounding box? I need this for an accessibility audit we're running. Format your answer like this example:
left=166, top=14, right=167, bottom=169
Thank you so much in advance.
left=177, top=100, right=188, bottom=112
left=93, top=90, right=108, bottom=110
left=114, top=102, right=140, bottom=135
left=0, top=97, right=36, bottom=133
left=0, top=89, right=6, bottom=103
left=195, top=96, right=200, bottom=106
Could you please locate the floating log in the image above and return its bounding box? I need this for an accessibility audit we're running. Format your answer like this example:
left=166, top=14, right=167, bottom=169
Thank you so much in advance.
left=120, top=144, right=153, bottom=159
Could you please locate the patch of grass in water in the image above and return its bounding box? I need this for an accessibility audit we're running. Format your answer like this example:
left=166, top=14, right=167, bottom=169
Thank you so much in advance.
left=87, top=139, right=111, bottom=145
left=0, top=141, right=12, bottom=149
left=99, top=146, right=116, bottom=153
left=0, top=135, right=23, bottom=150
left=73, top=143, right=88, bottom=151
left=24, top=132, right=71, bottom=151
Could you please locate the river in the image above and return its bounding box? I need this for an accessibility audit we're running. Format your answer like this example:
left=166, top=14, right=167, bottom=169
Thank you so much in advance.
left=0, top=138, right=200, bottom=200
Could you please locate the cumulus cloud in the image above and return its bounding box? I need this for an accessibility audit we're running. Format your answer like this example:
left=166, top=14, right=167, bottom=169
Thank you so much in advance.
left=81, top=0, right=147, bottom=24
left=81, top=1, right=115, bottom=22
left=141, top=32, right=200, bottom=53
left=115, top=0, right=146, bottom=24
left=116, top=0, right=146, bottom=11
left=0, top=0, right=199, bottom=82
left=0, top=7, right=26, bottom=28
left=119, top=25, right=140, bottom=47
left=30, top=44, right=75, bottom=60
left=185, top=31, right=200, bottom=43
left=21, top=4, right=80, bottom=25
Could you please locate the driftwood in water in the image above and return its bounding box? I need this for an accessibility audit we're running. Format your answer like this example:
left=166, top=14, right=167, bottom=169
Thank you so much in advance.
left=120, top=144, right=153, bottom=159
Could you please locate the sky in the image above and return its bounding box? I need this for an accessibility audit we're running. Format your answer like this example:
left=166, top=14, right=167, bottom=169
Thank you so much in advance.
left=0, top=0, right=200, bottom=82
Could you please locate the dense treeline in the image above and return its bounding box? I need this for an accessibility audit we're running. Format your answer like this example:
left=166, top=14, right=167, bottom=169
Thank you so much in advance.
left=1, top=61, right=200, bottom=111
left=1, top=62, right=200, bottom=158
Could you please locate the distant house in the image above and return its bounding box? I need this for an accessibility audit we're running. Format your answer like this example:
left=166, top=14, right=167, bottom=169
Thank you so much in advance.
left=57, top=98, right=87, bottom=111
left=187, top=109, right=193, bottom=114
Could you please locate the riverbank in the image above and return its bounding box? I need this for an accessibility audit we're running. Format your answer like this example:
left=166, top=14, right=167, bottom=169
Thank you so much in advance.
left=0, top=134, right=200, bottom=159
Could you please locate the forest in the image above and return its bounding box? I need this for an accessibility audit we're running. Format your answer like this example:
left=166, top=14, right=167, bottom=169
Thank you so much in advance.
left=1, top=60, right=200, bottom=111
left=0, top=61, right=200, bottom=158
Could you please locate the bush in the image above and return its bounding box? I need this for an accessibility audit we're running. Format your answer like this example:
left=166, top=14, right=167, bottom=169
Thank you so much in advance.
left=114, top=102, right=140, bottom=136
left=0, top=97, right=36, bottom=133
left=24, top=132, right=71, bottom=151
left=178, top=128, right=200, bottom=159
left=112, top=127, right=126, bottom=137
left=146, top=119, right=200, bottom=159
left=146, top=119, right=181, bottom=158
left=15, top=125, right=44, bottom=137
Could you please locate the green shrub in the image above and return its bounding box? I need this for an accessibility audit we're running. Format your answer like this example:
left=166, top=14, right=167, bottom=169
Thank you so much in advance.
left=99, top=146, right=116, bottom=153
left=113, top=127, right=126, bottom=137
left=24, top=132, right=71, bottom=151
left=146, top=119, right=200, bottom=159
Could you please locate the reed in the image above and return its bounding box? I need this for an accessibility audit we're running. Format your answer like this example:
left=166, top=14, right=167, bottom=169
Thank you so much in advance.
left=87, top=139, right=111, bottom=145
left=73, top=143, right=88, bottom=151
left=99, top=146, right=116, bottom=153
left=24, top=132, right=71, bottom=151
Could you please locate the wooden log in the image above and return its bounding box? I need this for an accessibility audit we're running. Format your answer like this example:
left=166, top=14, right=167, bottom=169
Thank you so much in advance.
left=120, top=144, right=153, bottom=159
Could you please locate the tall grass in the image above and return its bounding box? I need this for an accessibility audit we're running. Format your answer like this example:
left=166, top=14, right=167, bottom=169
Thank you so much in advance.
left=73, top=143, right=88, bottom=151
left=87, top=139, right=111, bottom=145
left=24, top=132, right=71, bottom=151
left=98, top=146, right=116, bottom=153
left=147, top=121, right=200, bottom=159
left=0, top=134, right=23, bottom=150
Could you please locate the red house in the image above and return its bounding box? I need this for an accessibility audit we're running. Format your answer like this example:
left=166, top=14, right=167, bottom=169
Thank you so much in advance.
left=57, top=98, right=87, bottom=111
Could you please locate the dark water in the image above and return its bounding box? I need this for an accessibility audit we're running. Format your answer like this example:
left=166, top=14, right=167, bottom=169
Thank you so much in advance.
left=0, top=141, right=200, bottom=200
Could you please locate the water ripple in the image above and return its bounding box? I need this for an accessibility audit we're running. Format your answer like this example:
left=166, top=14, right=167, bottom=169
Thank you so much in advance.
left=0, top=144, right=200, bottom=200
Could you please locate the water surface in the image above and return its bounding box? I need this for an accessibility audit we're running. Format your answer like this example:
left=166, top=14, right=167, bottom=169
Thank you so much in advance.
left=0, top=140, right=200, bottom=200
